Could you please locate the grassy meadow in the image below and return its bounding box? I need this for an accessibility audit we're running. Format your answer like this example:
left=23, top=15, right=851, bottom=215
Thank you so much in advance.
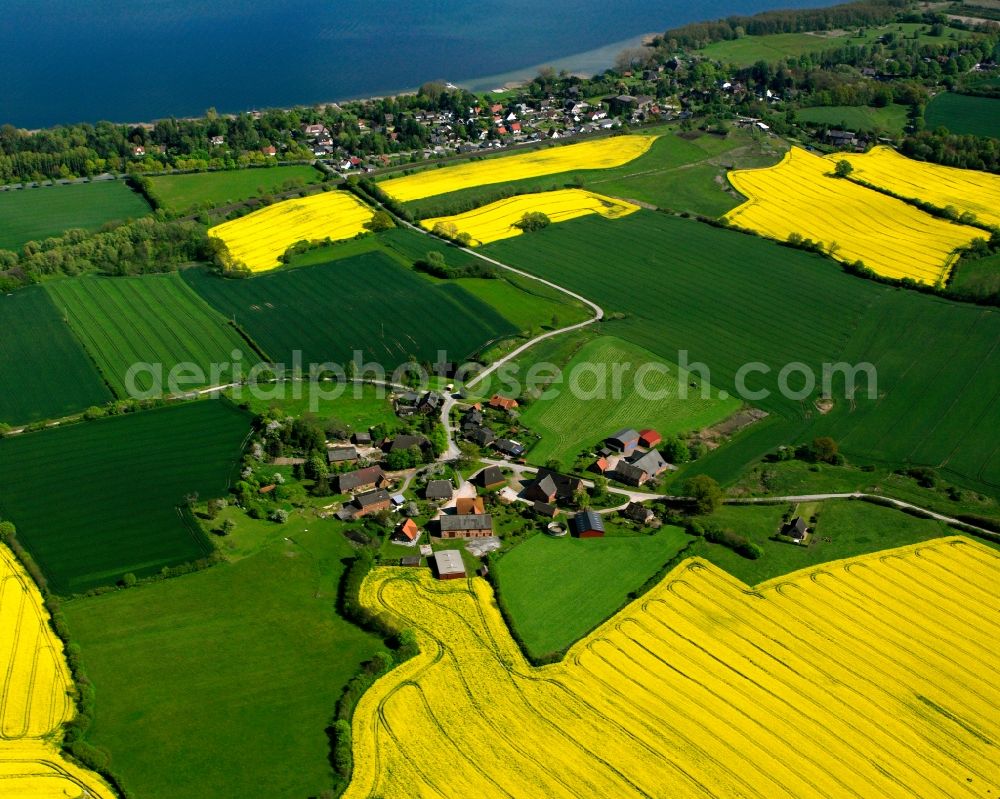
left=63, top=519, right=383, bottom=799
left=183, top=249, right=518, bottom=367
left=46, top=273, right=248, bottom=395
left=229, top=381, right=400, bottom=433
left=796, top=104, right=910, bottom=134
left=0, top=286, right=113, bottom=425
left=146, top=164, right=323, bottom=213
left=486, top=212, right=1000, bottom=497
left=519, top=335, right=740, bottom=469
left=0, top=400, right=250, bottom=594
left=925, top=92, right=999, bottom=138
left=0, top=180, right=150, bottom=251
left=495, top=525, right=692, bottom=659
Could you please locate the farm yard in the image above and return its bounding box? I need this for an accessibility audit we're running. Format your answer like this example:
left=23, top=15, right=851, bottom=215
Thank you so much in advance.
left=0, top=180, right=150, bottom=251
left=183, top=250, right=518, bottom=368
left=495, top=525, right=692, bottom=659
left=208, top=190, right=374, bottom=272
left=517, top=336, right=740, bottom=470
left=146, top=164, right=323, bottom=214
left=421, top=189, right=639, bottom=245
left=725, top=146, right=983, bottom=284
left=487, top=212, right=1000, bottom=495
left=836, top=145, right=1000, bottom=228
left=925, top=92, right=1000, bottom=139
left=46, top=273, right=248, bottom=395
left=0, top=400, right=251, bottom=594
left=346, top=538, right=1000, bottom=799
left=0, top=545, right=115, bottom=798
left=63, top=519, right=385, bottom=799
left=378, top=134, right=657, bottom=202
left=0, top=285, right=113, bottom=425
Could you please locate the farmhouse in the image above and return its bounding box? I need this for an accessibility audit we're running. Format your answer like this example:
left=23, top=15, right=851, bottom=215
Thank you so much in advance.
left=638, top=429, right=662, bottom=448
left=591, top=456, right=610, bottom=474
left=493, top=439, right=525, bottom=458
left=616, top=449, right=670, bottom=485
left=614, top=462, right=649, bottom=486
left=571, top=511, right=605, bottom=538
left=348, top=488, right=392, bottom=518
left=468, top=426, right=496, bottom=447
left=335, top=466, right=388, bottom=494
left=393, top=518, right=421, bottom=544
left=385, top=434, right=430, bottom=453
left=524, top=469, right=583, bottom=504
left=455, top=496, right=485, bottom=515
left=489, top=394, right=519, bottom=412
left=425, top=480, right=454, bottom=501
left=433, top=549, right=467, bottom=580
left=781, top=516, right=809, bottom=540
left=623, top=502, right=655, bottom=525
left=475, top=466, right=506, bottom=489
left=606, top=428, right=640, bottom=454
left=327, top=446, right=358, bottom=465
left=439, top=513, right=494, bottom=539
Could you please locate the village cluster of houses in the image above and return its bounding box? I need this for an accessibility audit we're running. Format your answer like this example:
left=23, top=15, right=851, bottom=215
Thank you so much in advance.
left=458, top=394, right=526, bottom=458
left=590, top=428, right=674, bottom=487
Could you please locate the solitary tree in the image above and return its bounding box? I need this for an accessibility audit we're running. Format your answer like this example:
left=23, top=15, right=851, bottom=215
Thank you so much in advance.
left=684, top=475, right=723, bottom=515
left=834, top=160, right=854, bottom=178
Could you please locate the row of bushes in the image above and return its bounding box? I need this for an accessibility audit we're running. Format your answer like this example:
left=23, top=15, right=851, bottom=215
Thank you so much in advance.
left=353, top=177, right=412, bottom=222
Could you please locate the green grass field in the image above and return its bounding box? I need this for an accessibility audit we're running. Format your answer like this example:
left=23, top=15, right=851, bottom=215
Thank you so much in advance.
left=950, top=251, right=1000, bottom=300
left=796, top=104, right=910, bottom=135
left=63, top=519, right=383, bottom=799
left=487, top=212, right=1000, bottom=496
left=701, top=23, right=972, bottom=66
left=519, top=336, right=740, bottom=469
left=0, top=400, right=250, bottom=594
left=228, top=381, right=400, bottom=433
left=46, top=273, right=248, bottom=396
left=398, top=130, right=773, bottom=218
left=453, top=274, right=591, bottom=334
left=146, top=165, right=324, bottom=213
left=495, top=525, right=692, bottom=658
left=925, top=92, right=999, bottom=138
left=0, top=286, right=113, bottom=425
left=183, top=249, right=518, bottom=368
left=0, top=181, right=150, bottom=251
left=690, top=499, right=958, bottom=586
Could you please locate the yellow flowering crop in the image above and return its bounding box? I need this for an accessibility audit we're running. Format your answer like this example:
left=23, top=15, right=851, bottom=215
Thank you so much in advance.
left=0, top=545, right=115, bottom=798
left=725, top=147, right=983, bottom=284
left=208, top=191, right=374, bottom=272
left=379, top=136, right=657, bottom=202
left=831, top=145, right=1000, bottom=228
left=420, top=189, right=640, bottom=245
left=345, top=537, right=999, bottom=799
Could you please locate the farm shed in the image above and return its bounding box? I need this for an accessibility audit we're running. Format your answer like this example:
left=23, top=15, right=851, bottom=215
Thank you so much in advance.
left=493, top=439, right=525, bottom=457
left=335, top=466, right=388, bottom=494
left=327, top=446, right=358, bottom=465
left=571, top=511, right=605, bottom=538
left=399, top=556, right=422, bottom=567
left=425, top=480, right=454, bottom=501
left=533, top=501, right=558, bottom=518
left=439, top=513, right=494, bottom=539
left=638, top=429, right=662, bottom=448
left=476, top=466, right=506, bottom=489
left=455, top=496, right=486, bottom=515
left=351, top=489, right=392, bottom=518
left=606, top=429, right=640, bottom=454
left=433, top=549, right=467, bottom=580
left=352, top=431, right=372, bottom=446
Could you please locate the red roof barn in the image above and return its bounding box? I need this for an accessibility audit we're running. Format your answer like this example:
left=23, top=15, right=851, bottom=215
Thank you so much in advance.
left=639, top=429, right=662, bottom=448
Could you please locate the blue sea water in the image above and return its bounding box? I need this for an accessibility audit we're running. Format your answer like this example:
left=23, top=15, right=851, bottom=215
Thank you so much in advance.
left=1, top=0, right=832, bottom=128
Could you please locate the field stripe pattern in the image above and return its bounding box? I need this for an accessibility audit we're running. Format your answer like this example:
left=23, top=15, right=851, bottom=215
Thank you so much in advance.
left=420, top=189, right=639, bottom=245
left=378, top=136, right=657, bottom=202
left=0, top=544, right=114, bottom=797
left=725, top=147, right=983, bottom=283
left=346, top=537, right=999, bottom=799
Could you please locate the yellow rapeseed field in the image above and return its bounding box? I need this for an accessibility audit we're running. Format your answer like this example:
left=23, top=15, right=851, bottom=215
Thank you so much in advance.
left=420, top=189, right=640, bottom=245
left=345, top=537, right=1000, bottom=799
left=725, top=146, right=983, bottom=284
left=0, top=545, right=115, bottom=798
left=208, top=191, right=374, bottom=272
left=831, top=145, right=1000, bottom=228
left=379, top=135, right=657, bottom=202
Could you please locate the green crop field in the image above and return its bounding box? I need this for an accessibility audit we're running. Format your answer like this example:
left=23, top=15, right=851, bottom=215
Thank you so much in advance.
left=495, top=525, right=692, bottom=659
left=63, top=519, right=383, bottom=799
left=397, top=130, right=773, bottom=218
left=0, top=286, right=113, bottom=425
left=487, top=212, right=1000, bottom=496
left=0, top=180, right=150, bottom=251
left=701, top=23, right=972, bottom=66
left=452, top=274, right=591, bottom=334
left=796, top=104, right=910, bottom=135
left=519, top=336, right=740, bottom=469
left=690, top=499, right=957, bottom=586
left=925, top=92, right=1000, bottom=138
left=146, top=165, right=324, bottom=213
left=0, top=400, right=251, bottom=594
left=183, top=249, right=518, bottom=368
left=46, top=273, right=248, bottom=396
